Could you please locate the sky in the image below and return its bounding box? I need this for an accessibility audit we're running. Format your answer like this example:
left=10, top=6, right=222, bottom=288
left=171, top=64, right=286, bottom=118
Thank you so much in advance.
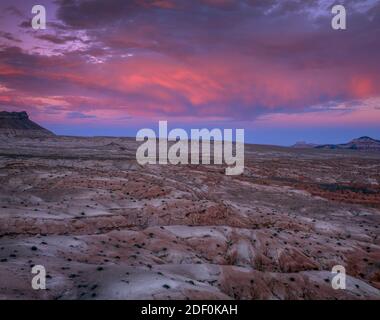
left=0, top=0, right=379, bottom=145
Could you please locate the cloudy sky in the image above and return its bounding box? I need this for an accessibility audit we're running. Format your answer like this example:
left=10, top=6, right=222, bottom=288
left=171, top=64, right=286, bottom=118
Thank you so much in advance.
left=0, top=0, right=379, bottom=145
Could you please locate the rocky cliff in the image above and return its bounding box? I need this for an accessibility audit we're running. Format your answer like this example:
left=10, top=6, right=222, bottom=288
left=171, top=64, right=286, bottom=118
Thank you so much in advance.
left=0, top=111, right=54, bottom=137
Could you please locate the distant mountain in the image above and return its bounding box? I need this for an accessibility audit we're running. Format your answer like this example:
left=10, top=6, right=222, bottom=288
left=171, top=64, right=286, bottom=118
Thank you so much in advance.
left=0, top=111, right=54, bottom=137
left=316, top=136, right=380, bottom=151
left=292, top=141, right=318, bottom=148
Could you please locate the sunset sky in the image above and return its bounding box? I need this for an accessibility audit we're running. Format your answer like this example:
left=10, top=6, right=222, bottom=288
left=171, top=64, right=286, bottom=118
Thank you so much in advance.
left=0, top=0, right=379, bottom=145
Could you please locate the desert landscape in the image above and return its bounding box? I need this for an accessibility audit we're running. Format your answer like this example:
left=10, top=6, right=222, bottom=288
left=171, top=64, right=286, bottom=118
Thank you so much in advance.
left=0, top=113, right=379, bottom=300
left=1, top=0, right=380, bottom=304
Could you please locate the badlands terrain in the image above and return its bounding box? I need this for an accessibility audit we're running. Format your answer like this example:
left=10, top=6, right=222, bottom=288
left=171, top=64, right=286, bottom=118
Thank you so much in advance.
left=0, top=134, right=380, bottom=300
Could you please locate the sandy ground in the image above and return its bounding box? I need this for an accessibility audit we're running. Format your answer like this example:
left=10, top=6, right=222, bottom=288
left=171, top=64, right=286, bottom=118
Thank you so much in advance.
left=0, top=136, right=379, bottom=299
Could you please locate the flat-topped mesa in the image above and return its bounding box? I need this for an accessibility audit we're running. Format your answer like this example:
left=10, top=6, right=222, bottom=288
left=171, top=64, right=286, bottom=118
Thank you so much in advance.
left=0, top=111, right=54, bottom=137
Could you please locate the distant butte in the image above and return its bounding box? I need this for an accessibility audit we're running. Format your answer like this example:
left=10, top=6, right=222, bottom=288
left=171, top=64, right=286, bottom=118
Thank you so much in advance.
left=293, top=136, right=380, bottom=152
left=0, top=111, right=54, bottom=137
left=315, top=136, right=380, bottom=151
